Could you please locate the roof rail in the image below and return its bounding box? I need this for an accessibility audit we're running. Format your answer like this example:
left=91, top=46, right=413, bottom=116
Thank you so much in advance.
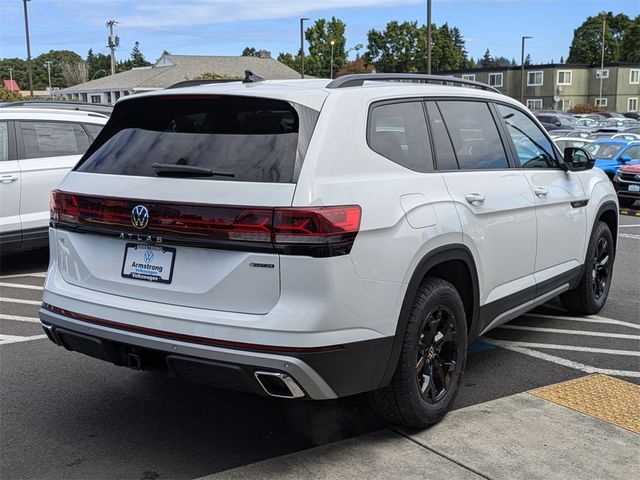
left=166, top=79, right=240, bottom=89
left=325, top=73, right=501, bottom=94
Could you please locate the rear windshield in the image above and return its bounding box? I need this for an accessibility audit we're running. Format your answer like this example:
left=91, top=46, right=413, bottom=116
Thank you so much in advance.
left=75, top=95, right=317, bottom=183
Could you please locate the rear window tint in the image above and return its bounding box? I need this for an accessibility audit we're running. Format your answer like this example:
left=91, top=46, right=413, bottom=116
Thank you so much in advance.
left=368, top=101, right=433, bottom=172
left=76, top=96, right=315, bottom=183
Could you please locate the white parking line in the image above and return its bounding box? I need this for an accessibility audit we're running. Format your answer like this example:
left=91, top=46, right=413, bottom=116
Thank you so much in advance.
left=0, top=313, right=40, bottom=323
left=0, top=282, right=43, bottom=291
left=481, top=339, right=640, bottom=357
left=0, top=297, right=41, bottom=306
left=0, top=272, right=46, bottom=279
left=524, top=313, right=640, bottom=331
left=0, top=334, right=47, bottom=345
left=619, top=225, right=640, bottom=228
left=498, top=325, right=640, bottom=340
left=482, top=338, right=640, bottom=378
left=619, top=233, right=640, bottom=240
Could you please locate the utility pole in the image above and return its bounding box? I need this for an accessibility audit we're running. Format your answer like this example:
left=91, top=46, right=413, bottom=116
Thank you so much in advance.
left=300, top=17, right=309, bottom=79
left=106, top=20, right=119, bottom=75
left=598, top=12, right=606, bottom=106
left=9, top=68, right=13, bottom=85
left=44, top=60, right=52, bottom=94
left=22, top=0, right=33, bottom=96
left=520, top=36, right=532, bottom=104
left=426, top=0, right=432, bottom=74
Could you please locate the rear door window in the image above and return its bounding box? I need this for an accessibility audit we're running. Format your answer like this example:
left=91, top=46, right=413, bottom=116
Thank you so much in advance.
left=368, top=101, right=433, bottom=172
left=437, top=101, right=509, bottom=170
left=76, top=96, right=314, bottom=183
left=0, top=122, right=8, bottom=161
left=19, top=121, right=90, bottom=159
left=425, top=102, right=458, bottom=170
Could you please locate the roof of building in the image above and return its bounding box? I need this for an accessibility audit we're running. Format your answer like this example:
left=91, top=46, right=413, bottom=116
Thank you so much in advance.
left=3, top=79, right=20, bottom=92
left=57, top=54, right=300, bottom=94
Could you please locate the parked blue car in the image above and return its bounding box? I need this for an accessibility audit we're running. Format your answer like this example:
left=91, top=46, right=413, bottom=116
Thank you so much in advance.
left=585, top=139, right=640, bottom=179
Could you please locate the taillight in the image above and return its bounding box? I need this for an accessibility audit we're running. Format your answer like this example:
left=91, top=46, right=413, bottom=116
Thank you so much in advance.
left=50, top=191, right=361, bottom=257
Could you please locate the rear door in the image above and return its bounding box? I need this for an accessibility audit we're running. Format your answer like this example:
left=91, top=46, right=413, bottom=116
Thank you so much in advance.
left=0, top=120, right=22, bottom=247
left=52, top=95, right=317, bottom=314
left=494, top=103, right=587, bottom=289
left=16, top=120, right=90, bottom=234
left=430, top=100, right=538, bottom=313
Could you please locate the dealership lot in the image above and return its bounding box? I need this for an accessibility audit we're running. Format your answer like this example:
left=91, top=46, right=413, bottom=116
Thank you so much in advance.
left=1, top=214, right=638, bottom=479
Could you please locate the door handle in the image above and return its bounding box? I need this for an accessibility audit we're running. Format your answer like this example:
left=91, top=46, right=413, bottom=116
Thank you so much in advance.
left=465, top=193, right=486, bottom=205
left=533, top=187, right=549, bottom=198
left=0, top=175, right=18, bottom=184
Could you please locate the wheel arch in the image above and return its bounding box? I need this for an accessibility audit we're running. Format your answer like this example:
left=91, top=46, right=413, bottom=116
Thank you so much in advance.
left=378, top=244, right=479, bottom=388
left=593, top=200, right=618, bottom=254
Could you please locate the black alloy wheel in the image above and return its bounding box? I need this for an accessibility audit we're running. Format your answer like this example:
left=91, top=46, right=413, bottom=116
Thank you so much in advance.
left=592, top=237, right=610, bottom=301
left=416, top=305, right=458, bottom=403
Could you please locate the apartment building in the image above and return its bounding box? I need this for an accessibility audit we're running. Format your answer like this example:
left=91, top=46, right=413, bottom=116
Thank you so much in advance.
left=444, top=63, right=640, bottom=112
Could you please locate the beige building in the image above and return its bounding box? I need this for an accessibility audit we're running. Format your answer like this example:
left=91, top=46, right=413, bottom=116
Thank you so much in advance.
left=443, top=63, right=640, bottom=113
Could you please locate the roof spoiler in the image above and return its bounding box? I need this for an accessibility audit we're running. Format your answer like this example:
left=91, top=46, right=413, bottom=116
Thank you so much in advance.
left=325, top=73, right=501, bottom=94
left=166, top=79, right=240, bottom=89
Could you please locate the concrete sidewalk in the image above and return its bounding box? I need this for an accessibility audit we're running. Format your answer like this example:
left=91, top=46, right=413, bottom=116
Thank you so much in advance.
left=201, top=375, right=639, bottom=480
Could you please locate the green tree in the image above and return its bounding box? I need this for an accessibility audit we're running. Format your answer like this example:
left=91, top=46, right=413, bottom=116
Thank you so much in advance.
left=365, top=21, right=425, bottom=72
left=0, top=58, right=28, bottom=91
left=619, top=16, right=640, bottom=62
left=242, top=47, right=257, bottom=56
left=304, top=17, right=347, bottom=77
left=335, top=57, right=375, bottom=77
left=567, top=12, right=627, bottom=63
left=32, top=50, right=83, bottom=89
left=479, top=49, right=493, bottom=68
left=86, top=49, right=111, bottom=80
left=130, top=42, right=150, bottom=67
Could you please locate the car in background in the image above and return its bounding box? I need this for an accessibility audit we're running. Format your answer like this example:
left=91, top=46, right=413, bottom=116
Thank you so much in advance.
left=0, top=108, right=107, bottom=253
left=623, top=112, right=640, bottom=121
left=562, top=130, right=592, bottom=139
left=611, top=133, right=640, bottom=141
left=533, top=112, right=579, bottom=129
left=574, top=117, right=599, bottom=129
left=585, top=139, right=640, bottom=179
left=600, top=118, right=639, bottom=130
left=1, top=101, right=113, bottom=117
left=613, top=163, right=640, bottom=209
left=620, top=126, right=640, bottom=135
left=553, top=137, right=594, bottom=151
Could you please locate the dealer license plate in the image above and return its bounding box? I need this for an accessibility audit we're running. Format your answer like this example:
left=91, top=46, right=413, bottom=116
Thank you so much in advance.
left=629, top=184, right=640, bottom=192
left=121, top=243, right=176, bottom=284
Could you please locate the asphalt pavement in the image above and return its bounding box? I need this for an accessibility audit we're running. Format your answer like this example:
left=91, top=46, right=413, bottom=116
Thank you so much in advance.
left=1, top=213, right=638, bottom=479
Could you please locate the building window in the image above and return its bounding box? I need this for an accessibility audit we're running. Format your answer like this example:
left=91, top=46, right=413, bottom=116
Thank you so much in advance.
left=629, top=98, right=638, bottom=112
left=560, top=99, right=571, bottom=111
left=631, top=69, right=640, bottom=84
left=488, top=73, right=503, bottom=87
left=90, top=95, right=101, bottom=104
left=596, top=69, right=609, bottom=79
left=526, top=99, right=543, bottom=110
left=557, top=70, right=572, bottom=85
left=595, top=98, right=608, bottom=107
left=114, top=91, right=120, bottom=101
left=527, top=71, right=543, bottom=86
left=462, top=74, right=476, bottom=81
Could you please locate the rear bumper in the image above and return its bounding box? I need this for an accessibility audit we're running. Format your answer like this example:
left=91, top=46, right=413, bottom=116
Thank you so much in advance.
left=39, top=307, right=394, bottom=400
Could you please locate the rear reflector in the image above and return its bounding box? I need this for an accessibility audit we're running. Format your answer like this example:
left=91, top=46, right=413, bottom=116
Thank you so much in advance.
left=50, top=190, right=361, bottom=257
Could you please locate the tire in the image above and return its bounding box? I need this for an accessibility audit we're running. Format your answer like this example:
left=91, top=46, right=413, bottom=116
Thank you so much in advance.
left=560, top=221, right=614, bottom=315
left=371, top=277, right=467, bottom=428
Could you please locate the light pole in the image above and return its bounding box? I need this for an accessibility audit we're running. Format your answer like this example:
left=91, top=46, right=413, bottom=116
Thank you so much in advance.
left=8, top=68, right=13, bottom=84
left=330, top=40, right=335, bottom=79
left=44, top=60, right=52, bottom=95
left=22, top=0, right=33, bottom=96
left=598, top=12, right=606, bottom=107
left=520, top=36, right=532, bottom=104
left=426, top=0, right=432, bottom=74
left=300, top=17, right=310, bottom=79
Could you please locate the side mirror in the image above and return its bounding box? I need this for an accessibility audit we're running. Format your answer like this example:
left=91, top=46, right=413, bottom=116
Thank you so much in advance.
left=563, top=147, right=595, bottom=171
left=619, top=155, right=632, bottom=164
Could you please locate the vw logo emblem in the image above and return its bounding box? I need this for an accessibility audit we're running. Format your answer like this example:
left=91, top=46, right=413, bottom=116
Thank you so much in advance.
left=144, top=250, right=154, bottom=263
left=131, top=205, right=150, bottom=230
left=635, top=174, right=640, bottom=181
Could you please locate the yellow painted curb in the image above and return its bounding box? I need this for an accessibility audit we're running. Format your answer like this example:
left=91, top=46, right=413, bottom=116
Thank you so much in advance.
left=530, top=374, right=640, bottom=435
left=620, top=208, right=640, bottom=217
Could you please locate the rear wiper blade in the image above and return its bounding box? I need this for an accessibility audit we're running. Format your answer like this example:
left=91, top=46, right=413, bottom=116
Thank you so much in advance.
left=151, top=163, right=235, bottom=178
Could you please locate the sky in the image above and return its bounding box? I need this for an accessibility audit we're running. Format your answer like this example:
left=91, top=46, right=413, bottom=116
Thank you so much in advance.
left=0, top=0, right=638, bottom=66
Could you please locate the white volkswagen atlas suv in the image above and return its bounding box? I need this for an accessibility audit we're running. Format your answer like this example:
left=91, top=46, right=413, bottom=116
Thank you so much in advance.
left=39, top=73, right=618, bottom=428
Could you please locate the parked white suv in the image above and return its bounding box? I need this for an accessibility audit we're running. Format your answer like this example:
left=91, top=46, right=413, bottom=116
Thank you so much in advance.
left=0, top=108, right=107, bottom=252
left=39, top=74, right=617, bottom=428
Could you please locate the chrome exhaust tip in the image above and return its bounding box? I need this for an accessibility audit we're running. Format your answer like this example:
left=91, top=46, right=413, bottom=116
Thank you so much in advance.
left=254, top=371, right=305, bottom=399
left=41, top=323, right=60, bottom=345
